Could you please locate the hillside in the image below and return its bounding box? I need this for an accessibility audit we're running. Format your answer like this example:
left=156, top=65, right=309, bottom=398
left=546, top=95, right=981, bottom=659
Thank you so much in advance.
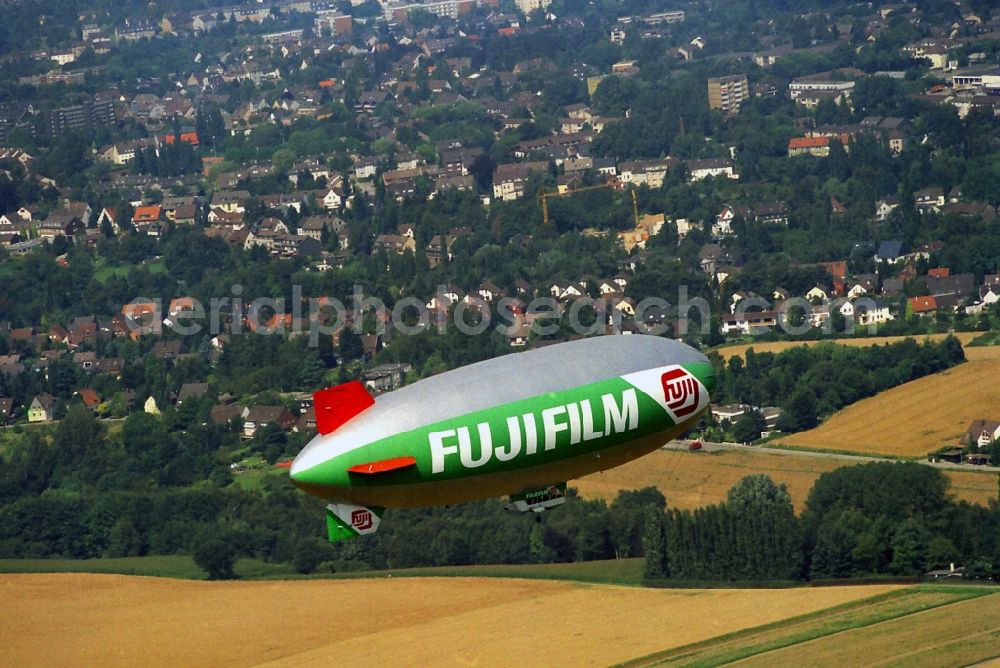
left=573, top=448, right=998, bottom=511
left=776, top=345, right=1000, bottom=457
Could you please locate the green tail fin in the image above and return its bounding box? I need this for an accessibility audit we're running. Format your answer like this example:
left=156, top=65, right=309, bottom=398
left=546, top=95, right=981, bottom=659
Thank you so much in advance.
left=325, top=503, right=385, bottom=542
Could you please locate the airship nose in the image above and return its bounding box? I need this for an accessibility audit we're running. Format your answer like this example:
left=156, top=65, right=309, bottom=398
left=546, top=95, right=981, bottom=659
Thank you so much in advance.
left=288, top=445, right=326, bottom=490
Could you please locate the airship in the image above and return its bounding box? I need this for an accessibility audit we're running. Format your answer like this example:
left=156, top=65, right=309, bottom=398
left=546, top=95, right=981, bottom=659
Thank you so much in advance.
left=290, top=335, right=715, bottom=542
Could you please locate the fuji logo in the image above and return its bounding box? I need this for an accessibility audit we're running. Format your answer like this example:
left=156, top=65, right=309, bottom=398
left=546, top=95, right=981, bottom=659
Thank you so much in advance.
left=660, top=368, right=700, bottom=418
left=351, top=509, right=374, bottom=531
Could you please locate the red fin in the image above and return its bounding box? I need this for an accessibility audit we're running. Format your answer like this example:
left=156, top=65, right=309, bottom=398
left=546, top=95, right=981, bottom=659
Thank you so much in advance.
left=313, top=381, right=374, bottom=435
left=348, top=456, right=417, bottom=475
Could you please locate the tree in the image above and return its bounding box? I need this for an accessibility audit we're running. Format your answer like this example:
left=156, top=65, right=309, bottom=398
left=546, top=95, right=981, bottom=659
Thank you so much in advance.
left=272, top=148, right=296, bottom=175
left=641, top=507, right=668, bottom=578
left=926, top=536, right=958, bottom=571
left=732, top=409, right=766, bottom=444
left=778, top=389, right=817, bottom=432
left=576, top=511, right=613, bottom=561
left=889, top=518, right=930, bottom=575
left=107, top=518, right=142, bottom=557
left=338, top=327, right=364, bottom=363
left=193, top=535, right=238, bottom=579
left=293, top=536, right=332, bottom=574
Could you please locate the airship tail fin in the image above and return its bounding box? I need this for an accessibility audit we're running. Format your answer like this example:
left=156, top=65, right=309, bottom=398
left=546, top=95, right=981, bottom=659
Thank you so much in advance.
left=314, top=381, right=375, bottom=435
left=325, top=502, right=384, bottom=542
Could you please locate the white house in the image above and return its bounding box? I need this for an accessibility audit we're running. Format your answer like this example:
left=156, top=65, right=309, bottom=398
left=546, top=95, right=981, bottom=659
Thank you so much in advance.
left=322, top=187, right=343, bottom=210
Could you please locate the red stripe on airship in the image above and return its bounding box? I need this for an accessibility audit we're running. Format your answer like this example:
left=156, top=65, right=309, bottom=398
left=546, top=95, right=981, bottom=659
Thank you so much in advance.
left=347, top=456, right=418, bottom=475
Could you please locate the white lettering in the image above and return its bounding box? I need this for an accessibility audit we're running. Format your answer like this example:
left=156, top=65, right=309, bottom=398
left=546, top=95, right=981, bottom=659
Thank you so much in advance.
left=542, top=406, right=568, bottom=451
left=580, top=399, right=603, bottom=441
left=430, top=429, right=459, bottom=474
left=458, top=424, right=492, bottom=468
left=523, top=412, right=537, bottom=455
left=566, top=402, right=581, bottom=445
left=496, top=416, right=522, bottom=462
left=603, top=389, right=639, bottom=436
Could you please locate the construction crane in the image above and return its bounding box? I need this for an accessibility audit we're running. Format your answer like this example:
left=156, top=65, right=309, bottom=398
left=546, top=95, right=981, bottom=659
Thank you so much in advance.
left=538, top=182, right=639, bottom=227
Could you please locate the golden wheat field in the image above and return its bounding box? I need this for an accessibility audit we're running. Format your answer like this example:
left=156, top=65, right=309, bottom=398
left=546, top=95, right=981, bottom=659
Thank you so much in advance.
left=573, top=448, right=998, bottom=510
left=0, top=573, right=900, bottom=668
left=776, top=346, right=1000, bottom=457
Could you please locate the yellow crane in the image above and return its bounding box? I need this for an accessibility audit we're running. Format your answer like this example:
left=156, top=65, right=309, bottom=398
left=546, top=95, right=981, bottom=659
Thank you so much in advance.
left=538, top=182, right=639, bottom=227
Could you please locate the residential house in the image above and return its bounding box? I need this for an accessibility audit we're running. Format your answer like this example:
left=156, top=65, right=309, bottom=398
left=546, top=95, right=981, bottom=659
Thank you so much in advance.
left=961, top=420, right=1000, bottom=448
left=210, top=190, right=250, bottom=213
left=363, top=363, right=412, bottom=393
left=875, top=196, right=900, bottom=221
left=38, top=211, right=85, bottom=239
left=619, top=159, right=672, bottom=188
left=28, top=393, right=57, bottom=422
left=173, top=204, right=198, bottom=225
left=210, top=402, right=246, bottom=425
left=151, top=340, right=182, bottom=360
left=373, top=234, right=416, bottom=255
left=298, top=215, right=347, bottom=245
left=720, top=309, right=779, bottom=335
left=131, top=205, right=163, bottom=231
left=713, top=205, right=737, bottom=236
left=908, top=295, right=937, bottom=316
left=854, top=300, right=895, bottom=326
left=914, top=187, right=945, bottom=213
left=242, top=405, right=296, bottom=438
left=95, top=207, right=119, bottom=234
left=787, top=135, right=848, bottom=157
left=321, top=185, right=344, bottom=210
left=77, top=388, right=101, bottom=410
left=942, top=201, right=995, bottom=220
left=875, top=240, right=905, bottom=264
left=492, top=161, right=550, bottom=202
left=686, top=158, right=737, bottom=181
left=177, top=382, right=210, bottom=404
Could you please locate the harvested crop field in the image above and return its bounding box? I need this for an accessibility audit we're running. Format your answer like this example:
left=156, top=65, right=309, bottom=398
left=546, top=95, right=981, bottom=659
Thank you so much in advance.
left=0, top=573, right=897, bottom=668
left=734, top=590, right=1000, bottom=668
left=625, top=587, right=999, bottom=667
left=573, top=448, right=998, bottom=511
left=776, top=346, right=1000, bottom=457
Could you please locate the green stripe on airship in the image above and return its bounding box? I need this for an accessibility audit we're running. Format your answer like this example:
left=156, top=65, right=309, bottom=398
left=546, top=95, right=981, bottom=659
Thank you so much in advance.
left=291, top=361, right=714, bottom=489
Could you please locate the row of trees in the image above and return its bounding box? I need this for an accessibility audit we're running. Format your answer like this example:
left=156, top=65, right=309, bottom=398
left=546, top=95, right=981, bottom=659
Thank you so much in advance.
left=644, top=463, right=1000, bottom=582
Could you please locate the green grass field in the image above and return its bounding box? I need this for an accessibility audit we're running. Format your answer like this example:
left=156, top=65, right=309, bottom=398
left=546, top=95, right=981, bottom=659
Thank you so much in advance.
left=0, top=556, right=296, bottom=580
left=969, top=331, right=1000, bottom=346
left=0, top=555, right=646, bottom=585
left=617, top=585, right=1000, bottom=667
left=94, top=260, right=167, bottom=282
left=315, top=557, right=648, bottom=586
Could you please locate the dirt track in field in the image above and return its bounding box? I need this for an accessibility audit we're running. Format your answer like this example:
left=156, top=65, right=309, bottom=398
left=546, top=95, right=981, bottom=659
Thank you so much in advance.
left=0, top=573, right=897, bottom=667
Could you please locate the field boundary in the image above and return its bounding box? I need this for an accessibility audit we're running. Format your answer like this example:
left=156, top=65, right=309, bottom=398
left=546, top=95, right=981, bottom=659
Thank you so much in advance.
left=614, top=586, right=997, bottom=668
left=735, top=589, right=1000, bottom=667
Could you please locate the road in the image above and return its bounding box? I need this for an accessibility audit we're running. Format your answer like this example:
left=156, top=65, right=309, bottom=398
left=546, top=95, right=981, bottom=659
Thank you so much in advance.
left=665, top=440, right=1000, bottom=474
